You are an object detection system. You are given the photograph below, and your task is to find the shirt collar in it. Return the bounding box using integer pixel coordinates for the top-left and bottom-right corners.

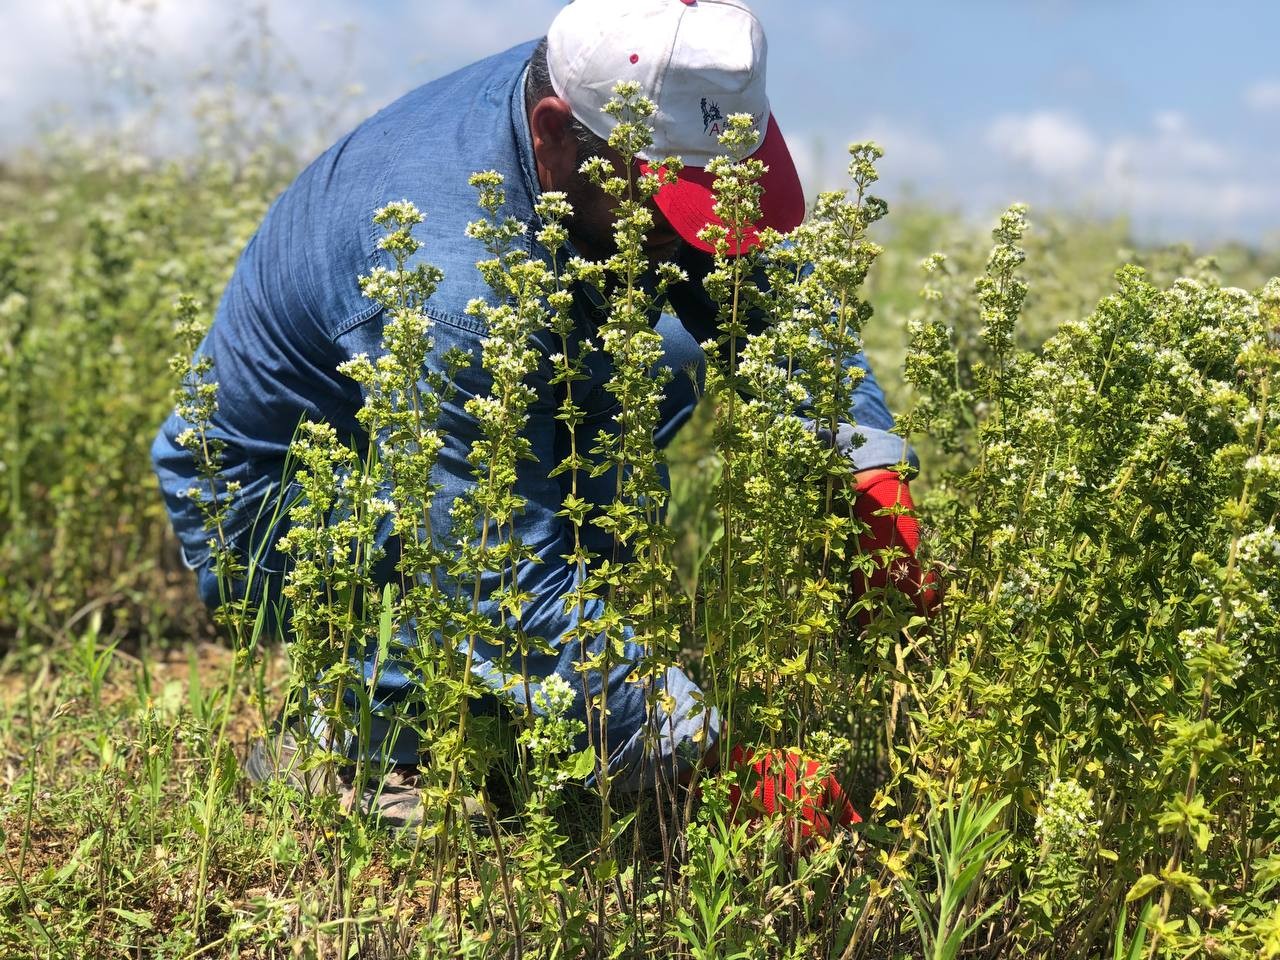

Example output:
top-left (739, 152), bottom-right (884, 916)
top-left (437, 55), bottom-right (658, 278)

top-left (511, 65), bottom-right (545, 226)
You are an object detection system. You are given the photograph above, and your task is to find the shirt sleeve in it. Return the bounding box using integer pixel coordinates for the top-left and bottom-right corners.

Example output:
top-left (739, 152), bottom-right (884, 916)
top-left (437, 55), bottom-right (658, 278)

top-left (804, 350), bottom-right (920, 475)
top-left (667, 245), bottom-right (919, 476)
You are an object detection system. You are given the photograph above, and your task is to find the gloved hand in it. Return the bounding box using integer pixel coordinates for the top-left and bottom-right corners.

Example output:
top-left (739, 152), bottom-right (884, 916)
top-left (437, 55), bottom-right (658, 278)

top-left (726, 744), bottom-right (860, 840)
top-left (851, 468), bottom-right (940, 617)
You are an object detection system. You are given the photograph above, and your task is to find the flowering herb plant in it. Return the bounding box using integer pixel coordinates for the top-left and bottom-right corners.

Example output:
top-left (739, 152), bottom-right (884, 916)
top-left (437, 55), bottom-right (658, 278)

top-left (206, 84), bottom-right (1277, 957)
top-left (2, 81), bottom-right (1277, 960)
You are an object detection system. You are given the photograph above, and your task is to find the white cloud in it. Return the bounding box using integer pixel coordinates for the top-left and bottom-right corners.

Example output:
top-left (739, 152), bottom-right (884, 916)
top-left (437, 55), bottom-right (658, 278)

top-left (859, 119), bottom-right (947, 177)
top-left (0, 5), bottom-right (76, 115)
top-left (786, 118), bottom-right (946, 198)
top-left (0, 1), bottom-right (247, 141)
top-left (981, 108), bottom-right (1277, 233)
top-left (1152, 110), bottom-right (1186, 136)
top-left (0, 0), bottom-right (557, 147)
top-left (1245, 80), bottom-right (1280, 112)
top-left (1108, 110), bottom-right (1229, 175)
top-left (394, 1), bottom-right (561, 71)
top-left (1096, 112), bottom-right (1241, 219)
top-left (985, 111), bottom-right (1098, 178)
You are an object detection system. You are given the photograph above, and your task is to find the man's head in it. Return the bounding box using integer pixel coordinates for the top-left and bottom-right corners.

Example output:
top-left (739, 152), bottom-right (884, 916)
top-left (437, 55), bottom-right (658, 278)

top-left (525, 0), bottom-right (804, 261)
top-left (525, 38), bottom-right (680, 262)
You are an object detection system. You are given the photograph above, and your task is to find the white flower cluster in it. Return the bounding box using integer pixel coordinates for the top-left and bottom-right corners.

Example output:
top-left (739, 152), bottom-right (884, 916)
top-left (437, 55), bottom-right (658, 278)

top-left (1237, 525), bottom-right (1280, 566)
top-left (533, 673), bottom-right (576, 718)
top-left (0, 292), bottom-right (28, 319)
top-left (1244, 454), bottom-right (1280, 483)
top-left (1179, 622), bottom-right (1252, 681)
top-left (359, 266), bottom-right (398, 304)
top-left (522, 674), bottom-right (586, 792)
top-left (983, 439), bottom-right (1031, 491)
top-left (998, 557), bottom-right (1052, 620)
top-left (1035, 778), bottom-right (1099, 854)
top-left (1178, 625), bottom-right (1214, 658)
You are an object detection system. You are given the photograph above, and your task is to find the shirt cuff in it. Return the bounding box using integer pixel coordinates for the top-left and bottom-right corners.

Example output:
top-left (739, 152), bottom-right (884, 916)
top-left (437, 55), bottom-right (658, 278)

top-left (604, 665), bottom-right (720, 793)
top-left (803, 419), bottom-right (920, 476)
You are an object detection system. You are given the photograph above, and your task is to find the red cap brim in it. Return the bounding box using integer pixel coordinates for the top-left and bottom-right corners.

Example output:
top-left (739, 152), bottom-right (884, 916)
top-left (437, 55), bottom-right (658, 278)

top-left (639, 114), bottom-right (805, 256)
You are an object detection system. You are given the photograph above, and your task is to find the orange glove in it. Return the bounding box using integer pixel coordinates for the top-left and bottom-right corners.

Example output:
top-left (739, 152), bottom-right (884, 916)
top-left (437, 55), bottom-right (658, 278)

top-left (726, 745), bottom-right (860, 840)
top-left (851, 469), bottom-right (940, 616)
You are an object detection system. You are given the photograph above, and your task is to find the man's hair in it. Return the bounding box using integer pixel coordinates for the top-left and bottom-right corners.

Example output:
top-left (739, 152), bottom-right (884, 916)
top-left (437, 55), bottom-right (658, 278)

top-left (525, 37), bottom-right (611, 163)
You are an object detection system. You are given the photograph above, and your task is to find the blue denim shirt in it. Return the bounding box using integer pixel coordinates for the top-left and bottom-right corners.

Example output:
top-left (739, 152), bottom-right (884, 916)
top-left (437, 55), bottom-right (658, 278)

top-left (152, 40), bottom-right (914, 786)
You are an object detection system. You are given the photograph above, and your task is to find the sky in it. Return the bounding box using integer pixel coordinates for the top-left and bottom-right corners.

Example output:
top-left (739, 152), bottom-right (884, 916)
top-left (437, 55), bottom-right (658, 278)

top-left (2, 0), bottom-right (1278, 246)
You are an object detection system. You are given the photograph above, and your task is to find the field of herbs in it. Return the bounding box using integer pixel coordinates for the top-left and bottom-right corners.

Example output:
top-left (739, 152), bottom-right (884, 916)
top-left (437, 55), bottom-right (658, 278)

top-left (2, 81), bottom-right (1280, 960)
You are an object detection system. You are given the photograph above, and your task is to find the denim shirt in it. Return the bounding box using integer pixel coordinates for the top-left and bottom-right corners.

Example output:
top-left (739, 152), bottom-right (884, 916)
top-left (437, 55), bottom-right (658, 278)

top-left (151, 40), bottom-right (914, 784)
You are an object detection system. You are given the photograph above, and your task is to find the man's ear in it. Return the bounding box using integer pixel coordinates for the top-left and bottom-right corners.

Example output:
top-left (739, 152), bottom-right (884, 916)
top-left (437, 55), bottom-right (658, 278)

top-left (529, 97), bottom-right (580, 191)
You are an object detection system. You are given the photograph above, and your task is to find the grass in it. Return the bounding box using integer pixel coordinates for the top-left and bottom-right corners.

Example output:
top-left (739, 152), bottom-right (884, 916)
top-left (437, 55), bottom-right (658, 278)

top-left (2, 636), bottom-right (281, 956)
top-left (0, 627), bottom-right (703, 958)
top-left (1, 630), bottom-right (485, 957)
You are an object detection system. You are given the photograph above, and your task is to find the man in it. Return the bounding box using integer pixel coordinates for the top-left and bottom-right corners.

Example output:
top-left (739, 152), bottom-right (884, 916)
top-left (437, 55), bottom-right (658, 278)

top-left (153, 0), bottom-right (931, 831)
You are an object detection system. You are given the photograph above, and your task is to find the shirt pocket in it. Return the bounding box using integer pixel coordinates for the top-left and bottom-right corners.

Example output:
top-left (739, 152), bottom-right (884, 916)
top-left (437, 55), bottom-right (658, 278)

top-left (577, 346), bottom-right (621, 424)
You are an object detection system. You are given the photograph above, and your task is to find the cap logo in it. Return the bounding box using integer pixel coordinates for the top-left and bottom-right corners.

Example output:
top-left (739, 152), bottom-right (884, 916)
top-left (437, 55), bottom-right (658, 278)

top-left (700, 97), bottom-right (725, 138)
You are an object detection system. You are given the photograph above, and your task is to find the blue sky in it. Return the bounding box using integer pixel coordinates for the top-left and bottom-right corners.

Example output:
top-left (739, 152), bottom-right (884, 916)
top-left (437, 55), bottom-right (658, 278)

top-left (3, 0), bottom-right (1277, 245)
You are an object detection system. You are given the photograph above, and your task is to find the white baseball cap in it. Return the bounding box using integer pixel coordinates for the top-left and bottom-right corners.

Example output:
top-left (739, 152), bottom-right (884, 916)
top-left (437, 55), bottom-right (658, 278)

top-left (546, 0), bottom-right (805, 254)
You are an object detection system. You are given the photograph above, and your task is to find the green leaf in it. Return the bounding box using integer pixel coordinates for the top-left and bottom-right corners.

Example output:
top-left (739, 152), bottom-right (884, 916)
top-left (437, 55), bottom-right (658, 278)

top-left (378, 582), bottom-right (397, 656)
top-left (899, 875), bottom-right (937, 960)
top-left (593, 856), bottom-right (617, 882)
top-left (779, 652), bottom-right (807, 676)
top-left (109, 907), bottom-right (154, 931)
top-left (1195, 822), bottom-right (1211, 852)
top-left (1125, 874), bottom-right (1161, 903)
top-left (1126, 904), bottom-right (1157, 960)
top-left (568, 747), bottom-right (597, 780)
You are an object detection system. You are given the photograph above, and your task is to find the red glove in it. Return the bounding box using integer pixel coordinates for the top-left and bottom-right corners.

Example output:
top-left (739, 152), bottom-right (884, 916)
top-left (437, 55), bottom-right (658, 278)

top-left (852, 469), bottom-right (939, 616)
top-left (726, 745), bottom-right (860, 840)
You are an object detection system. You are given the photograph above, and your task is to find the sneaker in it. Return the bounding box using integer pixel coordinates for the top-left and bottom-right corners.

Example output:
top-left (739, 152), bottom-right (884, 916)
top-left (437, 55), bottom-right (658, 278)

top-left (244, 720), bottom-right (343, 795)
top-left (245, 722), bottom-right (488, 835)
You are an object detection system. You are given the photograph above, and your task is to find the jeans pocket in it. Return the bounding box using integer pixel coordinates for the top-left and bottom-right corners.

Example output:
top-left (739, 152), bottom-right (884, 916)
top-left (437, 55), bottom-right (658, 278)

top-left (195, 479), bottom-right (300, 618)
